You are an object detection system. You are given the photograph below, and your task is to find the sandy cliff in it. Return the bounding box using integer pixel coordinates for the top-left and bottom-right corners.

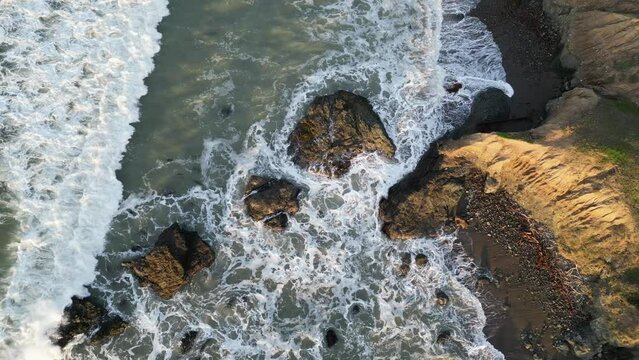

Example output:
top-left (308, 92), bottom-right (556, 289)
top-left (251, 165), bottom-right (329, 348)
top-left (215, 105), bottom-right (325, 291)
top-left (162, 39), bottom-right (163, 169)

top-left (543, 0), bottom-right (639, 104)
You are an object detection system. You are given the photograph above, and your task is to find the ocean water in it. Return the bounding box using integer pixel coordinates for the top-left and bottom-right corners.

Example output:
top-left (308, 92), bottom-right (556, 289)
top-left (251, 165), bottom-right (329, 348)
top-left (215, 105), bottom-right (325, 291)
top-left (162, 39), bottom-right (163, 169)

top-left (0, 0), bottom-right (512, 359)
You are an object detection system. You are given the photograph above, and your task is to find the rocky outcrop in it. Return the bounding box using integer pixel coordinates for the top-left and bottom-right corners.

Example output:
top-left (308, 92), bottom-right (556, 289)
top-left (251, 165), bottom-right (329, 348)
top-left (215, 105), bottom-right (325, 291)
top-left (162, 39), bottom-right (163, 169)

top-left (382, 85), bottom-right (639, 352)
top-left (244, 176), bottom-right (301, 230)
top-left (379, 147), bottom-right (465, 240)
top-left (463, 88), bottom-right (512, 133)
top-left (123, 224), bottom-right (215, 298)
top-left (543, 0), bottom-right (639, 104)
top-left (288, 91), bottom-right (396, 177)
top-left (54, 296), bottom-right (128, 348)
top-left (445, 88), bottom-right (639, 348)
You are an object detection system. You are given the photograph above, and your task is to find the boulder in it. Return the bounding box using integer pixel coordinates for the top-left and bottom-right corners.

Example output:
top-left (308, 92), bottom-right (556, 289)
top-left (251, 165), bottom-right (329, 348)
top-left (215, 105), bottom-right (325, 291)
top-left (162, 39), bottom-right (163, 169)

top-left (180, 330), bottom-right (199, 353)
top-left (379, 147), bottom-right (466, 240)
top-left (89, 316), bottom-right (128, 345)
top-left (415, 254), bottom-right (428, 267)
top-left (54, 296), bottom-right (128, 348)
top-left (445, 82), bottom-right (463, 94)
top-left (288, 90), bottom-right (396, 177)
top-left (123, 223), bottom-right (215, 298)
top-left (244, 176), bottom-right (301, 230)
top-left (325, 329), bottom-right (339, 348)
top-left (465, 88), bottom-right (511, 132)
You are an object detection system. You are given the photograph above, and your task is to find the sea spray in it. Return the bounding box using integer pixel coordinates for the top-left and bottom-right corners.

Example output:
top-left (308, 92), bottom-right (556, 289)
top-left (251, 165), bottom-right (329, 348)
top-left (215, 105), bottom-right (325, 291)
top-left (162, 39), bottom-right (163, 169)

top-left (0, 0), bottom-right (168, 357)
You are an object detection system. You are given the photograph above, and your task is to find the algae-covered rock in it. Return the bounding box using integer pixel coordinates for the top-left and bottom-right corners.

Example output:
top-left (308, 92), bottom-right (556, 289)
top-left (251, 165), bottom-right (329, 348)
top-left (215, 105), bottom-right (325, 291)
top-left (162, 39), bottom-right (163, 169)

top-left (288, 90), bottom-right (396, 177)
top-left (123, 223), bottom-right (215, 298)
top-left (244, 176), bottom-right (301, 230)
top-left (379, 147), bottom-right (466, 240)
top-left (54, 296), bottom-right (128, 348)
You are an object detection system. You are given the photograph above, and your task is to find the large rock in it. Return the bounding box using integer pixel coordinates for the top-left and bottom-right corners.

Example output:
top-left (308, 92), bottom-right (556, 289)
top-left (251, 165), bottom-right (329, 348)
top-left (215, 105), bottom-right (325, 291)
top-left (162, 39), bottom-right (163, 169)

top-left (379, 147), bottom-right (466, 240)
top-left (123, 224), bottom-right (215, 298)
top-left (244, 176), bottom-right (301, 230)
top-left (461, 88), bottom-right (512, 134)
top-left (54, 296), bottom-right (128, 348)
top-left (288, 90), bottom-right (396, 177)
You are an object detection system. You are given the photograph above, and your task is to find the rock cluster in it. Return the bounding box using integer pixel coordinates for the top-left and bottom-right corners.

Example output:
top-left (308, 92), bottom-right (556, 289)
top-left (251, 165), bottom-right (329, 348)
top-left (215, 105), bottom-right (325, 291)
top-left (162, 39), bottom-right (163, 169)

top-left (123, 223), bottom-right (215, 298)
top-left (54, 296), bottom-right (128, 348)
top-left (244, 176), bottom-right (301, 230)
top-left (288, 90), bottom-right (396, 177)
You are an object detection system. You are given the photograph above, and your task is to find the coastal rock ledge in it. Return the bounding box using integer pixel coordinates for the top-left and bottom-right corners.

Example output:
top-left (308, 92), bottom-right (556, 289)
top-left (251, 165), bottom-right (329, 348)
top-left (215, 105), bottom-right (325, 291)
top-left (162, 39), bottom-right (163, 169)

top-left (379, 87), bottom-right (639, 356)
top-left (123, 223), bottom-right (215, 298)
top-left (288, 90), bottom-right (396, 177)
top-left (244, 175), bottom-right (301, 230)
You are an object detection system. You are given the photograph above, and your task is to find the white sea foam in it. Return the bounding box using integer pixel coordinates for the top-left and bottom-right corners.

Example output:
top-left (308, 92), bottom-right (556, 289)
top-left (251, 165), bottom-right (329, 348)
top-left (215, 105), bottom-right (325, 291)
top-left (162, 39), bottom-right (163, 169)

top-left (0, 0), bottom-right (168, 358)
top-left (66, 0), bottom-right (511, 359)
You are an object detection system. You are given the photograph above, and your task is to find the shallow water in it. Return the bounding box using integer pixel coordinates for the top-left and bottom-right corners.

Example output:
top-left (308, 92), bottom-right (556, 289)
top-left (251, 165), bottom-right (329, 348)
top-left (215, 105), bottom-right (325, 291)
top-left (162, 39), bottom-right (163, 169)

top-left (0, 0), bottom-right (512, 358)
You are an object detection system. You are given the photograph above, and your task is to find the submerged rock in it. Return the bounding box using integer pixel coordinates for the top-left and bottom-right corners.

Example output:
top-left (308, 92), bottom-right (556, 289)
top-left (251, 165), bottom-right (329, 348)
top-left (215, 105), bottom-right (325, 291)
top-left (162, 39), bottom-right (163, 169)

top-left (288, 90), bottom-right (396, 177)
top-left (445, 82), bottom-right (463, 94)
top-left (89, 316), bottom-right (128, 345)
top-left (437, 330), bottom-right (452, 344)
top-left (180, 330), bottom-right (199, 353)
top-left (325, 329), bottom-right (339, 348)
top-left (244, 176), bottom-right (301, 230)
top-left (122, 223), bottom-right (215, 298)
top-left (465, 87), bottom-right (511, 133)
top-left (435, 289), bottom-right (450, 306)
top-left (54, 296), bottom-right (128, 348)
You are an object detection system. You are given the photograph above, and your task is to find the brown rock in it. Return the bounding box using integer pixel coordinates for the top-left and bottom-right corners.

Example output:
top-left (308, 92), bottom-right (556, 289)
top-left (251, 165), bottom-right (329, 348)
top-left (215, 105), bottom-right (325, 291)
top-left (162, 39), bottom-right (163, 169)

top-left (288, 90), bottom-right (396, 177)
top-left (123, 223), bottom-right (215, 298)
top-left (54, 296), bottom-right (128, 348)
top-left (89, 316), bottom-right (128, 345)
top-left (379, 147), bottom-right (466, 240)
top-left (415, 254), bottom-right (428, 267)
top-left (445, 82), bottom-right (463, 94)
top-left (244, 176), bottom-right (301, 229)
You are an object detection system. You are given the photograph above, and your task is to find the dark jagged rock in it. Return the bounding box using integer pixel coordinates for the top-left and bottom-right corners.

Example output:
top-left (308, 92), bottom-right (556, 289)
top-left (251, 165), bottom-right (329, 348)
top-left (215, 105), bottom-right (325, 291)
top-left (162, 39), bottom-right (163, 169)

top-left (398, 252), bottom-right (412, 276)
top-left (398, 263), bottom-right (410, 277)
top-left (180, 330), bottom-right (199, 353)
top-left (288, 90), bottom-right (396, 177)
top-left (89, 316), bottom-right (128, 344)
top-left (454, 87), bottom-right (512, 136)
top-left (445, 82), bottom-right (463, 94)
top-left (244, 176), bottom-right (301, 230)
top-left (350, 304), bottom-right (361, 316)
top-left (263, 212), bottom-right (289, 229)
top-left (594, 344), bottom-right (636, 360)
top-left (55, 296), bottom-right (104, 347)
top-left (437, 330), bottom-right (452, 344)
top-left (379, 146), bottom-right (466, 240)
top-left (54, 296), bottom-right (128, 348)
top-left (401, 252), bottom-right (412, 265)
top-left (325, 329), bottom-right (338, 348)
top-left (122, 223), bottom-right (215, 298)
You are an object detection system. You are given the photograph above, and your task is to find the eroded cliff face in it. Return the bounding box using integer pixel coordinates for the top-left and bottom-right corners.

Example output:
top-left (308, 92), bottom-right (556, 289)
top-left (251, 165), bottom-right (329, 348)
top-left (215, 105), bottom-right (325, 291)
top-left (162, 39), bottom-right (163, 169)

top-left (440, 87), bottom-right (639, 347)
top-left (543, 0), bottom-right (639, 104)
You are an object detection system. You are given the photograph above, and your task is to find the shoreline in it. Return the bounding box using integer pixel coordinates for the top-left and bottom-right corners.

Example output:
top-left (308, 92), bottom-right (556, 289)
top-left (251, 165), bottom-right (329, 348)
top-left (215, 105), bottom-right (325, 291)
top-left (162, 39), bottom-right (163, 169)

top-left (466, 1), bottom-right (575, 357)
top-left (459, 0), bottom-right (639, 357)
